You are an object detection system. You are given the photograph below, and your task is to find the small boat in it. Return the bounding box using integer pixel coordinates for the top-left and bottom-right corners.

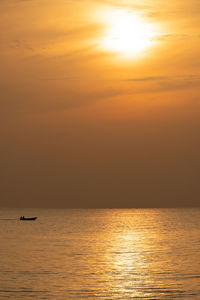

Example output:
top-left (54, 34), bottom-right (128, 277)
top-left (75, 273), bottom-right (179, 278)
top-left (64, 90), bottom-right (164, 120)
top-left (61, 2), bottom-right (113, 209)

top-left (20, 216), bottom-right (37, 221)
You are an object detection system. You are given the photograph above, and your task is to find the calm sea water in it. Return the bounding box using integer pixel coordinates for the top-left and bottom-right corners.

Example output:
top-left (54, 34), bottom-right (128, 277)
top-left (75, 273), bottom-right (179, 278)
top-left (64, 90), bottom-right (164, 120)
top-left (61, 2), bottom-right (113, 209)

top-left (0, 208), bottom-right (200, 299)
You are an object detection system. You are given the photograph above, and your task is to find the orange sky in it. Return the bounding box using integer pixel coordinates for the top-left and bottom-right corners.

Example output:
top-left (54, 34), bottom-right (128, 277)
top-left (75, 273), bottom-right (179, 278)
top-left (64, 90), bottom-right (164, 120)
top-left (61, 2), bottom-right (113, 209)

top-left (1, 0), bottom-right (200, 207)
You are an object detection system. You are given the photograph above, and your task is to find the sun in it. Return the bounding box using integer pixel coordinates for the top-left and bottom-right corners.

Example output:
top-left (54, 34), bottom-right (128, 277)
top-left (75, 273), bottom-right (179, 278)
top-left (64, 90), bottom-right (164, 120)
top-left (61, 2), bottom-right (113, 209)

top-left (102, 10), bottom-right (157, 58)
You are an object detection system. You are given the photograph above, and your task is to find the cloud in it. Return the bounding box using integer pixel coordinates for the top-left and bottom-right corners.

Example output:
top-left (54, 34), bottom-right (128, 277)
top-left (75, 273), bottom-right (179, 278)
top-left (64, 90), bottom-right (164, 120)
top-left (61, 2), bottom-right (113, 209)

top-left (0, 20), bottom-right (104, 56)
top-left (9, 39), bottom-right (34, 51)
top-left (0, 80), bottom-right (125, 114)
top-left (1, 73), bottom-right (200, 116)
top-left (0, 0), bottom-right (39, 8)
top-left (126, 74), bottom-right (200, 93)
top-left (127, 76), bottom-right (169, 82)
top-left (127, 74), bottom-right (200, 82)
top-left (153, 34), bottom-right (191, 42)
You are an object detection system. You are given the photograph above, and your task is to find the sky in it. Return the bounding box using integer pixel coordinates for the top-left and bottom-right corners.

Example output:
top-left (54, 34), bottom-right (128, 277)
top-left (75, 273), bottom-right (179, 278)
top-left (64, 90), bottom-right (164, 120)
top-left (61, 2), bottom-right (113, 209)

top-left (1, 0), bottom-right (200, 208)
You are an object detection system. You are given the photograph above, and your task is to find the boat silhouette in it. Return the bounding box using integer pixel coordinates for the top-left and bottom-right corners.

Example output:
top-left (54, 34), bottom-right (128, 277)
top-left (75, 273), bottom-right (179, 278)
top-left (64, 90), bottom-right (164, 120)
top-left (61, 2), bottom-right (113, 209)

top-left (20, 216), bottom-right (37, 221)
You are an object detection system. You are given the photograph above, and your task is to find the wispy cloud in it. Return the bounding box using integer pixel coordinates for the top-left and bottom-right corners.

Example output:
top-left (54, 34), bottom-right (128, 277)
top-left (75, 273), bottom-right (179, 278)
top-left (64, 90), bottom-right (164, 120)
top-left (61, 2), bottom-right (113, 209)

top-left (153, 34), bottom-right (191, 42)
top-left (127, 74), bottom-right (200, 82)
top-left (125, 74), bottom-right (200, 93)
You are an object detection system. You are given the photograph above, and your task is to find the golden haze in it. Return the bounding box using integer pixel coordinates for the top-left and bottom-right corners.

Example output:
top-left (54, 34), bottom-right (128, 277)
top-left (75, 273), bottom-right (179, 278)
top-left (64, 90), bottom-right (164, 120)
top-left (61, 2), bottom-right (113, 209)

top-left (0, 0), bottom-right (200, 207)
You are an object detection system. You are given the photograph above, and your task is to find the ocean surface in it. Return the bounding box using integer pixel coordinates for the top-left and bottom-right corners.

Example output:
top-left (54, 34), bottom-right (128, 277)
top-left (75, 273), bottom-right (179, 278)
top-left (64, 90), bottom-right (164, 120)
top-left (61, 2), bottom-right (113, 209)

top-left (0, 208), bottom-right (200, 299)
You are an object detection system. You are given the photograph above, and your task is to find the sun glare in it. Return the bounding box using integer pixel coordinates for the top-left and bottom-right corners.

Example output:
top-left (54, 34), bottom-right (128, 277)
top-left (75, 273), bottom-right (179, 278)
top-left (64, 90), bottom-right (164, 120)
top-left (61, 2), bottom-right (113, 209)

top-left (102, 10), bottom-right (157, 58)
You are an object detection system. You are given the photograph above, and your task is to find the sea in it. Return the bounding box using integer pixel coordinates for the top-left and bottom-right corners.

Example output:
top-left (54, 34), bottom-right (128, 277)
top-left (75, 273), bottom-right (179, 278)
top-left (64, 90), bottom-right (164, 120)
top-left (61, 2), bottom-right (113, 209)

top-left (0, 208), bottom-right (200, 299)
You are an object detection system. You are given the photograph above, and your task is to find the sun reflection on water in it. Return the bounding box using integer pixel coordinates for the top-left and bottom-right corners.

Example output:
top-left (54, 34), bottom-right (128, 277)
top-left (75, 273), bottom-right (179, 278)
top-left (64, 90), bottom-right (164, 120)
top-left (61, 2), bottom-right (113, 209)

top-left (104, 228), bottom-right (153, 297)
top-left (99, 209), bottom-right (190, 298)
top-left (1, 209), bottom-right (200, 299)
